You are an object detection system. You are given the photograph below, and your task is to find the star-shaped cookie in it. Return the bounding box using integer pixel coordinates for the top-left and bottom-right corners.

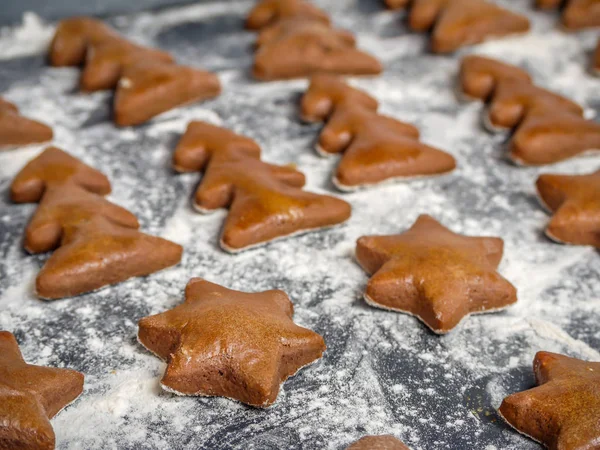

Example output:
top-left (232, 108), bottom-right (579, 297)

top-left (536, 0), bottom-right (600, 29)
top-left (246, 0), bottom-right (330, 30)
top-left (10, 147), bottom-right (111, 203)
top-left (355, 215), bottom-right (517, 334)
top-left (499, 351), bottom-right (600, 449)
top-left (346, 435), bottom-right (410, 449)
top-left (0, 331), bottom-right (84, 450)
top-left (114, 61), bottom-right (221, 126)
top-left (173, 121), bottom-right (351, 252)
top-left (301, 76), bottom-right (456, 190)
top-left (138, 278), bottom-right (326, 407)
top-left (536, 169), bottom-right (600, 248)
top-left (253, 19), bottom-right (382, 80)
top-left (407, 0), bottom-right (530, 53)
top-left (0, 98), bottom-right (53, 150)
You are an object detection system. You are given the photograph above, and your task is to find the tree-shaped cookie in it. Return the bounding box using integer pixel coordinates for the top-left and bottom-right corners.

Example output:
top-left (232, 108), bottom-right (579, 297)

top-left (12, 148), bottom-right (183, 299)
top-left (114, 61), bottom-right (221, 127)
top-left (535, 0), bottom-right (600, 30)
top-left (0, 331), bottom-right (84, 449)
top-left (385, 0), bottom-right (530, 53)
top-left (301, 75), bottom-right (456, 190)
top-left (536, 169), bottom-right (600, 248)
top-left (0, 98), bottom-right (53, 149)
top-left (138, 278), bottom-right (326, 407)
top-left (80, 38), bottom-right (174, 92)
top-left (173, 121), bottom-right (351, 252)
top-left (355, 215), bottom-right (517, 334)
top-left (459, 55), bottom-right (600, 165)
top-left (499, 351), bottom-right (600, 449)
top-left (49, 17), bottom-right (119, 67)
top-left (253, 19), bottom-right (382, 80)
top-left (246, 0), bottom-right (330, 30)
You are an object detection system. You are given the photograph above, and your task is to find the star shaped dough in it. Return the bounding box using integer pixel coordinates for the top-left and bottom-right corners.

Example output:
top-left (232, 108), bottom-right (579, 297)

top-left (499, 351), bottom-right (600, 449)
top-left (536, 169), bottom-right (600, 248)
top-left (0, 331), bottom-right (84, 450)
top-left (355, 215), bottom-right (517, 334)
top-left (246, 0), bottom-right (330, 30)
top-left (173, 121), bottom-right (351, 252)
top-left (138, 278), bottom-right (326, 407)
top-left (536, 0), bottom-right (600, 29)
top-left (10, 147), bottom-right (111, 203)
top-left (0, 98), bottom-right (53, 150)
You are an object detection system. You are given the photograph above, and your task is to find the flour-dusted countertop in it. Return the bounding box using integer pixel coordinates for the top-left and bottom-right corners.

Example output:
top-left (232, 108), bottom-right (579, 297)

top-left (0, 1), bottom-right (599, 449)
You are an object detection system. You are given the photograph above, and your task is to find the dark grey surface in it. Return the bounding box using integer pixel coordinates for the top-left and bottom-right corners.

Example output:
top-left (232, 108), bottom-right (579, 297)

top-left (0, 0), bottom-right (599, 449)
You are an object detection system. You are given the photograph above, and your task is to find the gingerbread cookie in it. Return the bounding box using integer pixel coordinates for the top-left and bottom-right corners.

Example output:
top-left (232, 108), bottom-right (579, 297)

top-left (383, 0), bottom-right (411, 10)
top-left (459, 55), bottom-right (599, 165)
top-left (355, 215), bottom-right (517, 334)
top-left (80, 38), bottom-right (174, 92)
top-left (114, 61), bottom-right (221, 127)
top-left (499, 351), bottom-right (600, 449)
top-left (0, 331), bottom-right (84, 450)
top-left (536, 0), bottom-right (600, 30)
top-left (253, 19), bottom-right (382, 80)
top-left (173, 121), bottom-right (351, 252)
top-left (138, 278), bottom-right (326, 407)
top-left (346, 435), bottom-right (410, 449)
top-left (388, 0), bottom-right (530, 53)
top-left (37, 215), bottom-right (183, 300)
top-left (301, 76), bottom-right (456, 190)
top-left (10, 147), bottom-right (111, 203)
top-left (12, 149), bottom-right (183, 299)
top-left (0, 98), bottom-right (53, 149)
top-left (246, 0), bottom-right (330, 30)
top-left (536, 169), bottom-right (600, 248)
top-left (49, 17), bottom-right (119, 67)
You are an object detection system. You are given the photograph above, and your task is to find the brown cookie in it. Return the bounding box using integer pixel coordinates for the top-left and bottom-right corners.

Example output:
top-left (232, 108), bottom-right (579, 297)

top-left (246, 0), bottom-right (330, 30)
top-left (355, 214), bottom-right (517, 334)
top-left (459, 55), bottom-right (599, 165)
top-left (173, 121), bottom-right (351, 252)
top-left (253, 19), bottom-right (382, 80)
top-left (347, 435), bottom-right (410, 450)
top-left (0, 98), bottom-right (53, 149)
top-left (458, 55), bottom-right (532, 101)
top-left (510, 109), bottom-right (600, 165)
top-left (24, 183), bottom-right (139, 254)
top-left (0, 331), bottom-right (84, 450)
top-left (301, 76), bottom-right (456, 190)
top-left (114, 61), bottom-right (221, 127)
top-left (536, 0), bottom-right (600, 30)
top-left (383, 0), bottom-right (411, 9)
top-left (36, 215), bottom-right (182, 300)
top-left (49, 17), bottom-right (119, 67)
top-left (300, 74), bottom-right (378, 123)
top-left (536, 169), bottom-right (600, 247)
top-left (10, 147), bottom-right (111, 203)
top-left (80, 38), bottom-right (174, 92)
top-left (407, 0), bottom-right (530, 53)
top-left (499, 351), bottom-right (600, 449)
top-left (138, 278), bottom-right (326, 407)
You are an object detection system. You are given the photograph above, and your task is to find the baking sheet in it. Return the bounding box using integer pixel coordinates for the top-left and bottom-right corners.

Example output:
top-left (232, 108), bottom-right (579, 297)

top-left (0, 1), bottom-right (599, 449)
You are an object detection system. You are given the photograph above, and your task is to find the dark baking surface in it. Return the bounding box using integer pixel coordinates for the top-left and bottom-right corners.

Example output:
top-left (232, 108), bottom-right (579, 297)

top-left (0, 1), bottom-right (599, 449)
